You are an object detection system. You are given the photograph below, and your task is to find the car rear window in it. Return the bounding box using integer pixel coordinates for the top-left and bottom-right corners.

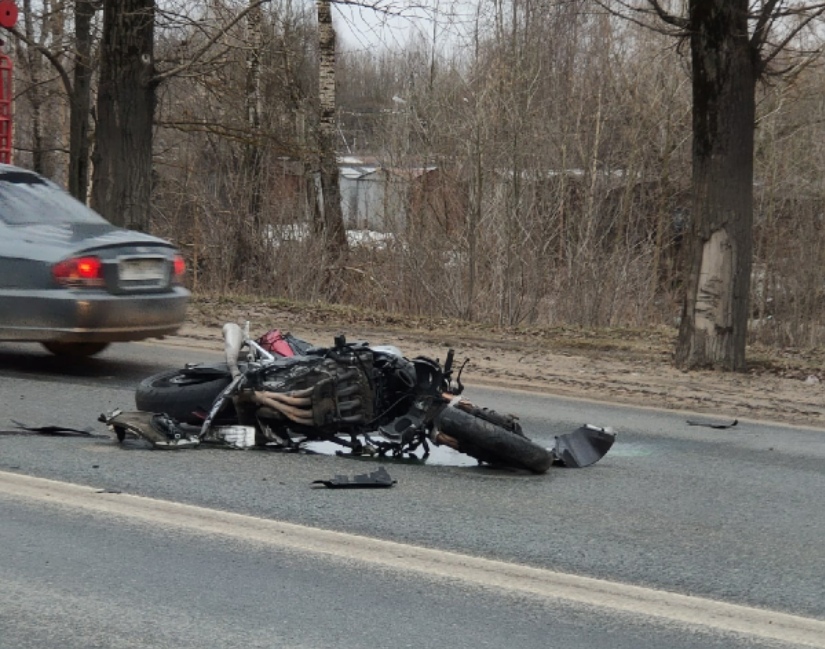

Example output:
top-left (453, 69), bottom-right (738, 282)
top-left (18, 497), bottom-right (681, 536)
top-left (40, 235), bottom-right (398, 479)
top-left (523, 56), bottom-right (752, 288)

top-left (0, 170), bottom-right (108, 225)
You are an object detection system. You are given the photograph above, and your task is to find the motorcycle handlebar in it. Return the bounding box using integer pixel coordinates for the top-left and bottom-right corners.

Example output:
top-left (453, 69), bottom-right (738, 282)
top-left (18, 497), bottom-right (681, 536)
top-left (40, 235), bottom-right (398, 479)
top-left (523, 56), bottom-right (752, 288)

top-left (444, 349), bottom-right (454, 375)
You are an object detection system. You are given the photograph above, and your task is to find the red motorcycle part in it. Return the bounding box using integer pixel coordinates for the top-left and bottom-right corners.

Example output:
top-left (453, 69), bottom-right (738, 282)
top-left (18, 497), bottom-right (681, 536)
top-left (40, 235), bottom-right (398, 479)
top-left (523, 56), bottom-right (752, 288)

top-left (257, 329), bottom-right (296, 357)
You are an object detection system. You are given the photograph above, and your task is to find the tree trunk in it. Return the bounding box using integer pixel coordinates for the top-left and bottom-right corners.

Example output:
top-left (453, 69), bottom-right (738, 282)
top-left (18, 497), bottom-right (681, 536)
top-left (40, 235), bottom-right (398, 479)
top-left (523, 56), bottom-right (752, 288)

top-left (20, 0), bottom-right (46, 174)
top-left (91, 0), bottom-right (156, 231)
top-left (231, 0), bottom-right (265, 284)
top-left (316, 0), bottom-right (348, 266)
top-left (244, 0), bottom-right (263, 219)
top-left (68, 0), bottom-right (96, 202)
top-left (676, 0), bottom-right (755, 371)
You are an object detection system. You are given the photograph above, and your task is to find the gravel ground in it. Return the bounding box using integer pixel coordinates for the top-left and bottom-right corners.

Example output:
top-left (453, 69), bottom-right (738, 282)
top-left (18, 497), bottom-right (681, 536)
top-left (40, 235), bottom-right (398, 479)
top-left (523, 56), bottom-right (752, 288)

top-left (159, 297), bottom-right (825, 429)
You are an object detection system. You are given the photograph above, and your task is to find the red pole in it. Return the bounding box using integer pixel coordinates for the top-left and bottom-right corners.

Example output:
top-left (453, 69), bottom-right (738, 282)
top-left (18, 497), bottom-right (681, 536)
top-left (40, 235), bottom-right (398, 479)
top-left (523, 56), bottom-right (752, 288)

top-left (0, 53), bottom-right (12, 164)
top-left (0, 0), bottom-right (18, 165)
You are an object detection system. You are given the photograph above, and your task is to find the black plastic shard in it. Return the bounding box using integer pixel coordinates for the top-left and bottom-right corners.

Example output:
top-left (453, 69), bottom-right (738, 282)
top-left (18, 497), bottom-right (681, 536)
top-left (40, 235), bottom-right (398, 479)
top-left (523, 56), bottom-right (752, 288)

top-left (312, 466), bottom-right (396, 489)
top-left (3, 420), bottom-right (106, 437)
top-left (553, 425), bottom-right (616, 468)
top-left (686, 419), bottom-right (738, 429)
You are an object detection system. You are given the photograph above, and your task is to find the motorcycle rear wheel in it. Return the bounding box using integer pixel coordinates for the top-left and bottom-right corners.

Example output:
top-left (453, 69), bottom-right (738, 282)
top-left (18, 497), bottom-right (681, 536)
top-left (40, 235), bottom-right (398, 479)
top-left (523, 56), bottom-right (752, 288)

top-left (135, 368), bottom-right (231, 423)
top-left (437, 406), bottom-right (553, 474)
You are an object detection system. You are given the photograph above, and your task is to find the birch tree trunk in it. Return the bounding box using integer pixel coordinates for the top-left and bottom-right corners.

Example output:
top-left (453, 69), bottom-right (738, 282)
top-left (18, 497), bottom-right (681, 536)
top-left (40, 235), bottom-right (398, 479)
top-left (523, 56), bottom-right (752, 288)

top-left (315, 0), bottom-right (348, 264)
top-left (244, 0), bottom-right (263, 219)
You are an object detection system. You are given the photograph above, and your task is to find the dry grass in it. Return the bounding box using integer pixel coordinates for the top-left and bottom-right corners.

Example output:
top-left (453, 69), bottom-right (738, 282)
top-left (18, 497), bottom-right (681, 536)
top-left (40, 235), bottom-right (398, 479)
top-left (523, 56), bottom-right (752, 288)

top-left (186, 293), bottom-right (825, 379)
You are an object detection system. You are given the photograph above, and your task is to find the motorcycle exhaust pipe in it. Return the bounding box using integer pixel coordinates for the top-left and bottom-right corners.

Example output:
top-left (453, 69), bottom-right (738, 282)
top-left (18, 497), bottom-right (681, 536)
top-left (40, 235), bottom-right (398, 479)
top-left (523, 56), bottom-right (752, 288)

top-left (255, 390), bottom-right (313, 407)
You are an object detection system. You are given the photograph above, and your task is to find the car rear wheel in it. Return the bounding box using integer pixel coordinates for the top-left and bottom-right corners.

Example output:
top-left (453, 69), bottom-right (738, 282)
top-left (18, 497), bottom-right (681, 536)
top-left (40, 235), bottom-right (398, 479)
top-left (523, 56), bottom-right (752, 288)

top-left (42, 342), bottom-right (110, 357)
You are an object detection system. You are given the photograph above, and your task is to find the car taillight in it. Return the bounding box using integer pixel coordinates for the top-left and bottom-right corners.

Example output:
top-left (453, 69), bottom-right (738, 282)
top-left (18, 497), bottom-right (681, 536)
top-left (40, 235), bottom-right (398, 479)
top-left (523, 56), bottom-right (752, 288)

top-left (52, 256), bottom-right (104, 287)
top-left (172, 254), bottom-right (186, 282)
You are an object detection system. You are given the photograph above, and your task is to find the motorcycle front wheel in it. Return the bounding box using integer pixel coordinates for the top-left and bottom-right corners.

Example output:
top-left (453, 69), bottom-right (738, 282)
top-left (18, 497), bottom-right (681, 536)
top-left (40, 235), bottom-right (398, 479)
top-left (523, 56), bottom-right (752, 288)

top-left (436, 406), bottom-right (553, 474)
top-left (135, 368), bottom-right (232, 423)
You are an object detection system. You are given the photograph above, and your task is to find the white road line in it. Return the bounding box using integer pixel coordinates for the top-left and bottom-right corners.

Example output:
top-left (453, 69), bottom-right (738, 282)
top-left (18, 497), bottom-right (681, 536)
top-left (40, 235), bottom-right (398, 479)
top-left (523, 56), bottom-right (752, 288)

top-left (3, 470), bottom-right (823, 647)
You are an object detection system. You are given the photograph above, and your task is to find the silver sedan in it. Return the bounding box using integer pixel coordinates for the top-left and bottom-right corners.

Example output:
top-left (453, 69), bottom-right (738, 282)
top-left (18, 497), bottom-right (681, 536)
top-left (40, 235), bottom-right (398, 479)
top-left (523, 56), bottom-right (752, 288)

top-left (0, 164), bottom-right (189, 357)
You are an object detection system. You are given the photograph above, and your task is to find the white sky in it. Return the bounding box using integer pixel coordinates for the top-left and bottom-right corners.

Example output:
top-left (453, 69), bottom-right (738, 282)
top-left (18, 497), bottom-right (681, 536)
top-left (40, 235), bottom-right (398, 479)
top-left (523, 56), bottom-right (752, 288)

top-left (332, 0), bottom-right (477, 53)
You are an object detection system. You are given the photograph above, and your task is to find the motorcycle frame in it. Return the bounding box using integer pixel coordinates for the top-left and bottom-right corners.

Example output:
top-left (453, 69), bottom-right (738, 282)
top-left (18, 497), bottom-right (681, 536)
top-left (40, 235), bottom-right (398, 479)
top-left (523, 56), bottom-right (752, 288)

top-left (198, 323), bottom-right (462, 459)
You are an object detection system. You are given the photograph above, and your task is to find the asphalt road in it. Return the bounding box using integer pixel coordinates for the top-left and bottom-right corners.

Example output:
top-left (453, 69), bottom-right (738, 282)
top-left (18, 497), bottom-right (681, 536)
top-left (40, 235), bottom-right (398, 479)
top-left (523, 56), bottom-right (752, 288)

top-left (1, 340), bottom-right (824, 648)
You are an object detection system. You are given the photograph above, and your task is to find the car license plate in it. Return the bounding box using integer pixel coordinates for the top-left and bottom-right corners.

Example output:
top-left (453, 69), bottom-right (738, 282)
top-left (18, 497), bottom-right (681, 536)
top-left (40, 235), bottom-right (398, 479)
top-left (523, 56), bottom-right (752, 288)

top-left (119, 258), bottom-right (166, 282)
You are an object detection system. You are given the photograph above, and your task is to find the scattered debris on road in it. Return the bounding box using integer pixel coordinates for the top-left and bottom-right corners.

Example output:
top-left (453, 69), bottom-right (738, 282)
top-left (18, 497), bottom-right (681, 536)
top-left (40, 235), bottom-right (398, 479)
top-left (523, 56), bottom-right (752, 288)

top-left (2, 420), bottom-right (106, 437)
top-left (312, 466), bottom-right (396, 489)
top-left (686, 419), bottom-right (739, 429)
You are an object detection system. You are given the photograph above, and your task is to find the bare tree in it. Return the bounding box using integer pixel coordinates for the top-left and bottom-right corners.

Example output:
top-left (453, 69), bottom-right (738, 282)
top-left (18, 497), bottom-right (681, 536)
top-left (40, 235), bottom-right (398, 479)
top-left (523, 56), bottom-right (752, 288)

top-left (3, 1), bottom-right (98, 199)
top-left (315, 0), bottom-right (348, 283)
top-left (69, 0), bottom-right (98, 201)
top-left (603, 0), bottom-right (825, 370)
top-left (10, 0), bottom-right (825, 352)
top-left (91, 0), bottom-right (156, 230)
top-left (91, 0), bottom-right (279, 230)
top-left (13, 0), bottom-right (67, 176)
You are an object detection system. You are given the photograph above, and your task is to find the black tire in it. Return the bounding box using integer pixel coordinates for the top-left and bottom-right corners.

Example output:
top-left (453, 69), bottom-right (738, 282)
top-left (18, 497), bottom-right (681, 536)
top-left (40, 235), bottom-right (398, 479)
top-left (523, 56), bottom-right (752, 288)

top-left (437, 406), bottom-right (553, 474)
top-left (135, 368), bottom-right (231, 423)
top-left (458, 403), bottom-right (526, 437)
top-left (42, 342), bottom-right (110, 357)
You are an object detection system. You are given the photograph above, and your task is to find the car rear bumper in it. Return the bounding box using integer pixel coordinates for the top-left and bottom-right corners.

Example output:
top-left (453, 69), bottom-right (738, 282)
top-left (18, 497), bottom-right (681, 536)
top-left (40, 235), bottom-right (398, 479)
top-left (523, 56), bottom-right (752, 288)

top-left (0, 287), bottom-right (190, 343)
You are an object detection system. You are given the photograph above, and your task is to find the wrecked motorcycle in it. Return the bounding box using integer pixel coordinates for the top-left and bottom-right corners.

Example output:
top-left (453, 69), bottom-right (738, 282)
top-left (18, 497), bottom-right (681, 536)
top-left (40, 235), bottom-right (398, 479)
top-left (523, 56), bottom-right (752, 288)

top-left (107, 324), bottom-right (615, 473)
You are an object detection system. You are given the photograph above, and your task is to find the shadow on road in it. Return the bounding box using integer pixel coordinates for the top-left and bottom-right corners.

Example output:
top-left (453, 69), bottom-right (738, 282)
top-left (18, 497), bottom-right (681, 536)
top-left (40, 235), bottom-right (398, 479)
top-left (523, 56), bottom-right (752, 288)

top-left (0, 342), bottom-right (169, 383)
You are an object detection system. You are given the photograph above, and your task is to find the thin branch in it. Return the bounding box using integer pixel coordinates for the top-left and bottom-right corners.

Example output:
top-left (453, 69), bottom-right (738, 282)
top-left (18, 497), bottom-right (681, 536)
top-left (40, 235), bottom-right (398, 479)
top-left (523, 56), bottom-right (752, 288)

top-left (152, 0), bottom-right (273, 84)
top-left (760, 5), bottom-right (825, 71)
top-left (2, 25), bottom-right (73, 97)
top-left (750, 0), bottom-right (782, 53)
top-left (331, 0), bottom-right (433, 18)
top-left (592, 0), bottom-right (688, 36)
top-left (646, 0), bottom-right (689, 29)
top-left (763, 0), bottom-right (825, 16)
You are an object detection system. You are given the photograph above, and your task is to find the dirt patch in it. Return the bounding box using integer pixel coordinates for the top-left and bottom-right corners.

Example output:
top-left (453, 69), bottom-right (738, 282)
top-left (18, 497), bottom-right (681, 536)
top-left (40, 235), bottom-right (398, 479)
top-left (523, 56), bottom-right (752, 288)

top-left (160, 297), bottom-right (825, 428)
